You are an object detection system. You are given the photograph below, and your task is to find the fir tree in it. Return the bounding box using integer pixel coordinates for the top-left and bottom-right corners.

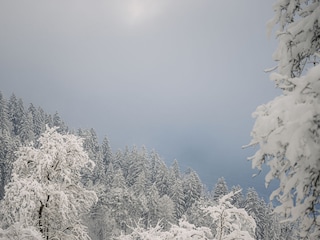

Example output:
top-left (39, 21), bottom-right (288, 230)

top-left (248, 1), bottom-right (320, 237)
top-left (212, 177), bottom-right (228, 203)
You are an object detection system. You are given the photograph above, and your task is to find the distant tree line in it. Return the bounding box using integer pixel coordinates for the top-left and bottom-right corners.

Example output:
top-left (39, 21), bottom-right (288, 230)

top-left (0, 92), bottom-right (300, 239)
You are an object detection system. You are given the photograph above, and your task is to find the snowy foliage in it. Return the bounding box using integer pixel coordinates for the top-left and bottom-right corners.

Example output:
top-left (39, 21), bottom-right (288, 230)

top-left (0, 92), bottom-right (296, 239)
top-left (0, 223), bottom-right (42, 240)
top-left (120, 191), bottom-right (255, 240)
top-left (118, 218), bottom-right (212, 240)
top-left (267, 0), bottom-right (320, 80)
top-left (0, 127), bottom-right (97, 239)
top-left (203, 190), bottom-right (256, 240)
top-left (212, 177), bottom-right (228, 203)
top-left (248, 0), bottom-right (320, 238)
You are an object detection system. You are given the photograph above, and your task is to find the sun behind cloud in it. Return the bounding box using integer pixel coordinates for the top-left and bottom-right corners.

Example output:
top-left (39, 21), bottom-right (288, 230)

top-left (124, 0), bottom-right (165, 26)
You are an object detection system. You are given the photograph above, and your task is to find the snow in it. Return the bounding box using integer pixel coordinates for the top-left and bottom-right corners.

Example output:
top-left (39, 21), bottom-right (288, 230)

top-left (0, 223), bottom-right (43, 240)
top-left (118, 218), bottom-right (213, 240)
top-left (0, 127), bottom-right (97, 240)
top-left (248, 0), bottom-right (320, 237)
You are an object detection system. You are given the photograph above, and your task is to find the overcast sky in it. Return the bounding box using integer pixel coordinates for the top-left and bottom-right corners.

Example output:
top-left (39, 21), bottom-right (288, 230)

top-left (1, 0), bottom-right (279, 197)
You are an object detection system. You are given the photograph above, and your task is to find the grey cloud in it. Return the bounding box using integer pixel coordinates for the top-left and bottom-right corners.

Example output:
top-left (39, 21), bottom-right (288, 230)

top-left (1, 0), bottom-right (278, 194)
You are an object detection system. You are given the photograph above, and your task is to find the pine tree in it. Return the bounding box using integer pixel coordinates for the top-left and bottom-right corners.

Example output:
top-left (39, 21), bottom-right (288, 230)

top-left (264, 203), bottom-right (282, 240)
top-left (244, 188), bottom-right (267, 240)
top-left (171, 159), bottom-right (181, 180)
top-left (101, 136), bottom-right (113, 170)
top-left (100, 169), bottom-right (135, 237)
top-left (126, 146), bottom-right (148, 187)
top-left (78, 128), bottom-right (104, 185)
top-left (157, 194), bottom-right (175, 230)
top-left (0, 131), bottom-right (18, 200)
top-left (28, 105), bottom-right (46, 138)
top-left (0, 92), bottom-right (12, 134)
top-left (247, 1), bottom-right (320, 237)
top-left (19, 110), bottom-right (35, 144)
top-left (203, 190), bottom-right (256, 240)
top-left (44, 113), bottom-right (53, 128)
top-left (7, 94), bottom-right (24, 136)
top-left (212, 177), bottom-right (228, 203)
top-left (182, 169), bottom-right (202, 210)
top-left (185, 197), bottom-right (214, 232)
top-left (170, 179), bottom-right (186, 220)
top-left (148, 150), bottom-right (170, 196)
top-left (145, 184), bottom-right (161, 228)
top-left (230, 185), bottom-right (244, 208)
top-left (53, 111), bottom-right (67, 133)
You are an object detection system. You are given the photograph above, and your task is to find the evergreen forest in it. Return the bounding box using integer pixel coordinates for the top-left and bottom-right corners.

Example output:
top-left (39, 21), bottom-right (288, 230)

top-left (0, 92), bottom-right (298, 239)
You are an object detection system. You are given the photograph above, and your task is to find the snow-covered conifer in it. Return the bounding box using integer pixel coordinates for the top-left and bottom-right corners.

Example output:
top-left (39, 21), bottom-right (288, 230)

top-left (19, 110), bottom-right (35, 144)
top-left (230, 185), bottom-right (244, 208)
top-left (170, 179), bottom-right (186, 219)
top-left (7, 94), bottom-right (24, 136)
top-left (0, 131), bottom-right (18, 200)
top-left (183, 169), bottom-right (202, 209)
top-left (248, 1), bottom-right (320, 238)
top-left (52, 112), bottom-right (67, 133)
top-left (212, 177), bottom-right (228, 203)
top-left (0, 92), bottom-right (12, 134)
top-left (203, 190), bottom-right (256, 240)
top-left (101, 136), bottom-right (113, 170)
top-left (244, 188), bottom-right (268, 240)
top-left (126, 146), bottom-right (148, 187)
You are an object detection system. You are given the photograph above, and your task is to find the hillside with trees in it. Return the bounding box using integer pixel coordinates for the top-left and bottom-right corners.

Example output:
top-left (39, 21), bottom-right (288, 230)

top-left (0, 92), bottom-right (298, 239)
top-left (0, 0), bottom-right (319, 239)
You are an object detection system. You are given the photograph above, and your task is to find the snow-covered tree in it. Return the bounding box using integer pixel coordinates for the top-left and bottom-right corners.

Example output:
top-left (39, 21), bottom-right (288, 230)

top-left (78, 128), bottom-right (105, 185)
top-left (229, 185), bottom-right (244, 208)
top-left (203, 190), bottom-right (256, 240)
top-left (44, 113), bottom-right (53, 128)
top-left (118, 218), bottom-right (212, 240)
top-left (99, 169), bottom-right (136, 237)
top-left (155, 194), bottom-right (175, 230)
top-left (101, 136), bottom-right (113, 173)
top-left (185, 197), bottom-right (214, 233)
top-left (0, 127), bottom-right (97, 240)
top-left (7, 94), bottom-right (24, 136)
top-left (244, 188), bottom-right (268, 240)
top-left (52, 112), bottom-right (67, 133)
top-left (0, 223), bottom-right (43, 240)
top-left (148, 150), bottom-right (171, 197)
top-left (170, 159), bottom-right (181, 180)
top-left (183, 169), bottom-right (203, 210)
top-left (126, 146), bottom-right (148, 188)
top-left (212, 177), bottom-right (228, 203)
top-left (264, 204), bottom-right (282, 240)
top-left (28, 105), bottom-right (46, 139)
top-left (145, 184), bottom-right (161, 228)
top-left (19, 110), bottom-right (35, 144)
top-left (247, 1), bottom-right (320, 238)
top-left (170, 179), bottom-right (186, 219)
top-left (0, 92), bottom-right (12, 134)
top-left (0, 131), bottom-right (18, 200)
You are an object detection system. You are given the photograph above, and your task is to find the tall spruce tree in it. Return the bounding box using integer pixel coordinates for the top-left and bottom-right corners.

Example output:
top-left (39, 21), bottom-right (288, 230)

top-left (212, 177), bottom-right (228, 203)
top-left (0, 92), bottom-right (12, 134)
top-left (247, 1), bottom-right (320, 238)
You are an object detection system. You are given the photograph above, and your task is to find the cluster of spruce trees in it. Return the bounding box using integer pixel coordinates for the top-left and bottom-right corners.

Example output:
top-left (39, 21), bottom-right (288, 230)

top-left (0, 92), bottom-right (298, 239)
